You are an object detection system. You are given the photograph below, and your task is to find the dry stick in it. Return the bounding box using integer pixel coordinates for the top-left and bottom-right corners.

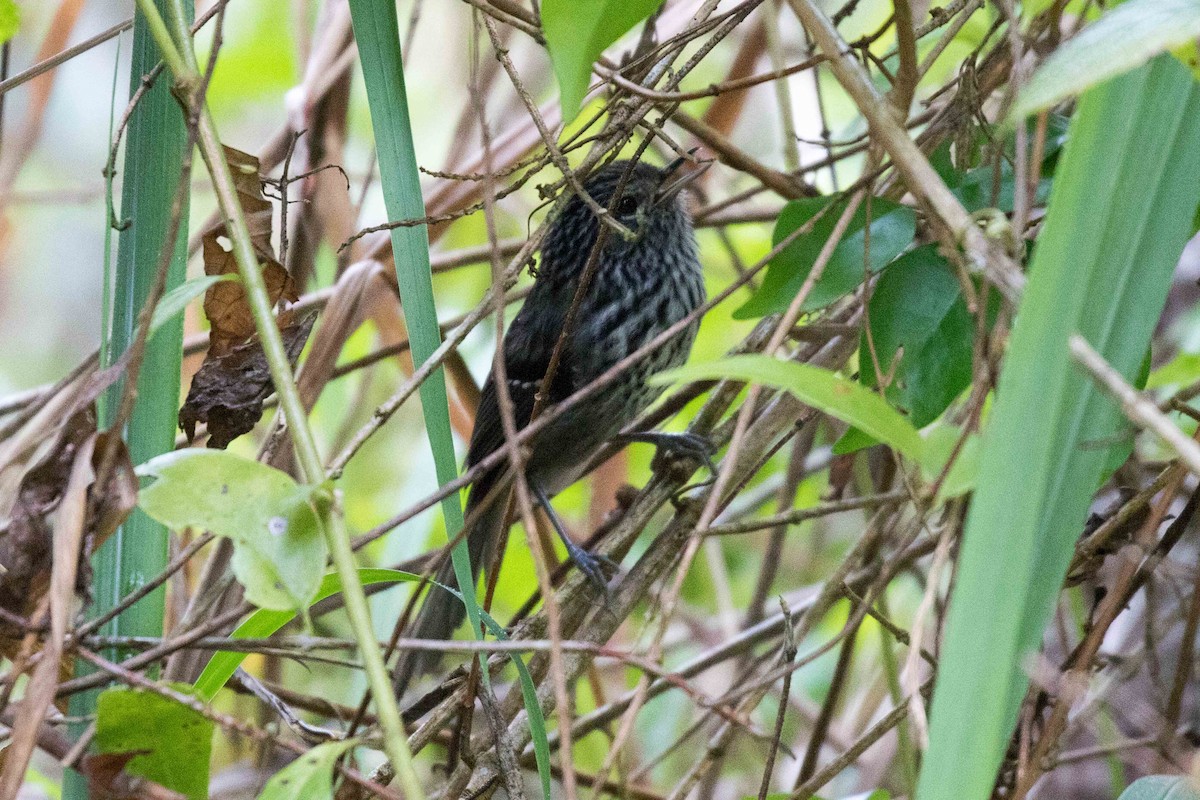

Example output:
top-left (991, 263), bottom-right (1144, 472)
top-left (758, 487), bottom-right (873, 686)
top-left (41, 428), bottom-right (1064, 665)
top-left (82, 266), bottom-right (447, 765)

top-left (888, 0), bottom-right (920, 113)
top-left (757, 603), bottom-right (799, 800)
top-left (665, 500), bottom-right (895, 800)
top-left (1163, 551), bottom-right (1200, 738)
top-left (474, 19), bottom-right (572, 796)
top-left (898, 504), bottom-right (958, 748)
top-left (1070, 335), bottom-right (1200, 476)
top-left (795, 605), bottom-right (860, 785)
top-left (1013, 480), bottom-right (1200, 798)
top-left (789, 689), bottom-right (924, 800)
top-left (785, 0), bottom-right (1024, 304)
top-left (0, 440), bottom-right (91, 800)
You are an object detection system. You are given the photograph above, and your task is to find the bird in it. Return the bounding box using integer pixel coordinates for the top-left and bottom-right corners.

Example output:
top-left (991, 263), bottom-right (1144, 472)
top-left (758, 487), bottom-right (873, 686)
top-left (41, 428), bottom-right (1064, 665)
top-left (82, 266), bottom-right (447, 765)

top-left (394, 157), bottom-right (709, 692)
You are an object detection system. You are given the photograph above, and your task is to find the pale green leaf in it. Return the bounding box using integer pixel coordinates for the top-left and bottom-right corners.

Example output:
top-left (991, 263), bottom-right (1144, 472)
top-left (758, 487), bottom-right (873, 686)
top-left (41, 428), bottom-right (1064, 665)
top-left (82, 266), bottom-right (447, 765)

top-left (1117, 776), bottom-right (1200, 800)
top-left (1012, 0), bottom-right (1200, 120)
top-left (149, 274), bottom-right (238, 339)
top-left (137, 450), bottom-right (325, 611)
top-left (654, 355), bottom-right (923, 460)
top-left (257, 738), bottom-right (358, 800)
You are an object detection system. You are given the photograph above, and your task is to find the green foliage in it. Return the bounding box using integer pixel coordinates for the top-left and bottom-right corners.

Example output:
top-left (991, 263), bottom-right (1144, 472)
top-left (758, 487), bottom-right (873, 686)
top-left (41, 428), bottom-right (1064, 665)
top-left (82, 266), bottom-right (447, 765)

top-left (862, 246), bottom-right (975, 426)
top-left (918, 55), bottom-right (1200, 800)
top-left (193, 569), bottom-right (417, 700)
top-left (656, 356), bottom-right (923, 459)
top-left (1011, 0), bottom-right (1200, 120)
top-left (1117, 776), bottom-right (1200, 800)
top-left (542, 0), bottom-right (665, 121)
top-left (137, 450), bottom-right (325, 612)
top-left (256, 738), bottom-right (357, 800)
top-left (148, 274), bottom-right (237, 340)
top-left (95, 687), bottom-right (214, 800)
top-left (735, 197), bottom-right (915, 319)
top-left (0, 0), bottom-right (19, 44)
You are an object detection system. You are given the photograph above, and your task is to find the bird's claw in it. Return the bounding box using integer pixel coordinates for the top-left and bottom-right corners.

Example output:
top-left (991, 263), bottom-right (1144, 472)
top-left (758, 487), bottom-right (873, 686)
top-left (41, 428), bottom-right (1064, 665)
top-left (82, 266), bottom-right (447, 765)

top-left (619, 431), bottom-right (719, 475)
top-left (563, 539), bottom-right (619, 594)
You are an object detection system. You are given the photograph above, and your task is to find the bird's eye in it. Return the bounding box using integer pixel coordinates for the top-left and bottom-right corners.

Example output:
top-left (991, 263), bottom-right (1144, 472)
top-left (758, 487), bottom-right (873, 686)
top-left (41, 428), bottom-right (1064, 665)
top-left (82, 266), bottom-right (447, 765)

top-left (614, 196), bottom-right (639, 217)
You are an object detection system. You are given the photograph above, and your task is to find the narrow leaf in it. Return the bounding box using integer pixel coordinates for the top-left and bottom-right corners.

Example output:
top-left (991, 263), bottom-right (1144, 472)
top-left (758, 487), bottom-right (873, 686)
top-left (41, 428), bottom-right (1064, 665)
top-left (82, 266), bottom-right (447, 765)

top-left (1011, 0), bottom-right (1200, 120)
top-left (655, 355), bottom-right (924, 460)
top-left (148, 273), bottom-right (238, 339)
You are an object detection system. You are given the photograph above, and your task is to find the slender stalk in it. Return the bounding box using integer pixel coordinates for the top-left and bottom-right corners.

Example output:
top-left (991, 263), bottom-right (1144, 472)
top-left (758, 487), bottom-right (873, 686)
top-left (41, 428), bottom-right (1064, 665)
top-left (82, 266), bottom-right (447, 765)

top-left (129, 0), bottom-right (423, 795)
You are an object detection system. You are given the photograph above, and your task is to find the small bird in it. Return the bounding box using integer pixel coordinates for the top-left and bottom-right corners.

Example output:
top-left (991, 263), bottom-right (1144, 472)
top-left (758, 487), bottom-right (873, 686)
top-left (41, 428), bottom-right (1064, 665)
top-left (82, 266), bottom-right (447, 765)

top-left (395, 157), bottom-right (709, 690)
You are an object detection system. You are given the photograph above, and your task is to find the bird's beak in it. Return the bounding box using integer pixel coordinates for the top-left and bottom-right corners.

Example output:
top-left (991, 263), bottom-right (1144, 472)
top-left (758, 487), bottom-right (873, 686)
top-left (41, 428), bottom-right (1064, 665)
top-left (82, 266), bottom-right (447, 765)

top-left (654, 158), bottom-right (711, 206)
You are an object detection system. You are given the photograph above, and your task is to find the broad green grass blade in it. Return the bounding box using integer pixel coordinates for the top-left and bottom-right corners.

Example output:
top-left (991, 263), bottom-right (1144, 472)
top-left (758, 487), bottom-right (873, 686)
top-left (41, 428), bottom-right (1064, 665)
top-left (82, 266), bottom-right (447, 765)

top-left (345, 0), bottom-right (477, 634)
top-left (917, 55), bottom-right (1200, 800)
top-left (68, 4), bottom-right (192, 797)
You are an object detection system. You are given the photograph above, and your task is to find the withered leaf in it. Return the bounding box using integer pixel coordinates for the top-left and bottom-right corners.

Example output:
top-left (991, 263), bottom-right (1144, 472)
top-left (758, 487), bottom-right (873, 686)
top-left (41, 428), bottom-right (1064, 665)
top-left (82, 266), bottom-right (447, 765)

top-left (0, 407), bottom-right (136, 664)
top-left (200, 146), bottom-right (297, 357)
top-left (179, 313), bottom-right (315, 449)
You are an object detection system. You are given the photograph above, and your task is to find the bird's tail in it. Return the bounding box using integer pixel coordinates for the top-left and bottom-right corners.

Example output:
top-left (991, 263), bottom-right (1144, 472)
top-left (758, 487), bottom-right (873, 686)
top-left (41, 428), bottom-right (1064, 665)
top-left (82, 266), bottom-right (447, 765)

top-left (393, 485), bottom-right (507, 698)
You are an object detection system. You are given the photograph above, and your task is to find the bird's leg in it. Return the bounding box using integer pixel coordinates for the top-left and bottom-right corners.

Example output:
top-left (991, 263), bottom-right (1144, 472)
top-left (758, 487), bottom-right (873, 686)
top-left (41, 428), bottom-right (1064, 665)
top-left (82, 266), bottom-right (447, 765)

top-left (614, 430), bottom-right (718, 475)
top-left (529, 479), bottom-right (617, 592)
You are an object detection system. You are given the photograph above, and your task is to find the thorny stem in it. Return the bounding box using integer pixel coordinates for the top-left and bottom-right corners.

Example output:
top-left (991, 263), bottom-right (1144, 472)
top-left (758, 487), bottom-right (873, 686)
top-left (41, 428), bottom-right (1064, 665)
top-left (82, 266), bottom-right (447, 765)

top-left (129, 1), bottom-right (424, 796)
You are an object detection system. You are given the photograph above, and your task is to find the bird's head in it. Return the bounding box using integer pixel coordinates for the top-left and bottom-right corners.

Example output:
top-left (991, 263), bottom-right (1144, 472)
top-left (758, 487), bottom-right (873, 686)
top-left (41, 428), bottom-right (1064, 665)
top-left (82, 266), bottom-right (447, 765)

top-left (539, 158), bottom-right (705, 279)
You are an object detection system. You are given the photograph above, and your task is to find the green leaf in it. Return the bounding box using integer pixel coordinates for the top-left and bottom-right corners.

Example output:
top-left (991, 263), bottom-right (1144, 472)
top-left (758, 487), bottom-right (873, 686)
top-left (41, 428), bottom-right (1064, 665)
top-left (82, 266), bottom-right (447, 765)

top-left (257, 738), bottom-right (357, 800)
top-left (148, 274), bottom-right (238, 339)
top-left (1011, 0), bottom-right (1200, 120)
top-left (95, 687), bottom-right (214, 800)
top-left (542, 0), bottom-right (665, 121)
top-left (863, 246), bottom-right (973, 426)
top-left (137, 450), bottom-right (325, 612)
top-left (1117, 776), bottom-right (1200, 800)
top-left (918, 55), bottom-right (1200, 800)
top-left (735, 197), bottom-right (916, 319)
top-left (0, 0), bottom-right (19, 44)
top-left (952, 163), bottom-right (1053, 214)
top-left (654, 355), bottom-right (923, 460)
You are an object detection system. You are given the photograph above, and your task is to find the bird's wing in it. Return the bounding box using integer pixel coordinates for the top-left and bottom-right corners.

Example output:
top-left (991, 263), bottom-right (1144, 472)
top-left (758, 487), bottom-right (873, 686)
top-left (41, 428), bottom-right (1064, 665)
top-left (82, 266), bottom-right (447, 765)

top-left (464, 289), bottom-right (576, 472)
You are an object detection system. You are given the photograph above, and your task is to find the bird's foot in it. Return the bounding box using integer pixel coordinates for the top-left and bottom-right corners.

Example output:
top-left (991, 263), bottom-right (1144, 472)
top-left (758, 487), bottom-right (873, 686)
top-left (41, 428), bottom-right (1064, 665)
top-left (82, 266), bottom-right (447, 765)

top-left (562, 537), bottom-right (620, 595)
top-left (617, 430), bottom-right (718, 476)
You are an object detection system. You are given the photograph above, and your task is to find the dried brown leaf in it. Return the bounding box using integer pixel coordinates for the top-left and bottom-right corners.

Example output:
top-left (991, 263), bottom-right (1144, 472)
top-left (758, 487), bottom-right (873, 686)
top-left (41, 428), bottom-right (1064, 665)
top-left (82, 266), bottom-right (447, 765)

top-left (179, 313), bottom-right (316, 449)
top-left (200, 146), bottom-right (297, 357)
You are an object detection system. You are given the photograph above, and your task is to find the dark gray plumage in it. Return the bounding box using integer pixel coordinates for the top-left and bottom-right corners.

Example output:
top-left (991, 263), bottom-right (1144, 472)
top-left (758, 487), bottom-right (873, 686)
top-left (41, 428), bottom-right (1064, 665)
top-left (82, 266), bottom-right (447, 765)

top-left (395, 159), bottom-right (706, 692)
